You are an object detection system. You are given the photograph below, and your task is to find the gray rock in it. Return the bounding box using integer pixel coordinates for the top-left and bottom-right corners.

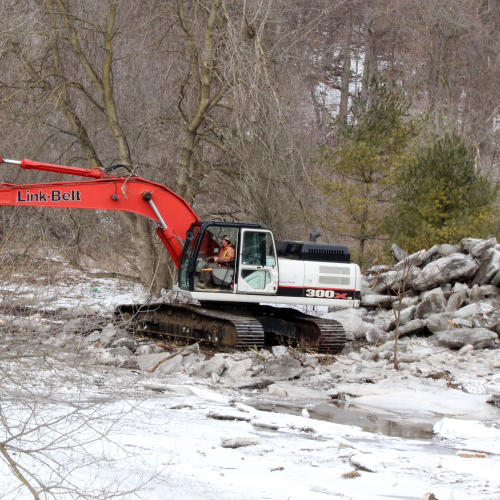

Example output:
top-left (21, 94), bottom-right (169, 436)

top-left (438, 244), bottom-right (461, 256)
top-left (362, 274), bottom-right (378, 288)
top-left (415, 288), bottom-right (446, 319)
top-left (84, 332), bottom-right (101, 343)
top-left (467, 284), bottom-right (484, 303)
top-left (272, 345), bottom-right (289, 357)
top-left (263, 358), bottom-right (303, 379)
top-left (136, 352), bottom-right (172, 372)
top-left (446, 283), bottom-right (468, 312)
top-left (411, 254), bottom-right (479, 291)
top-left (373, 318), bottom-right (391, 332)
top-left (365, 265), bottom-right (393, 275)
top-left (396, 304), bottom-right (416, 326)
top-left (479, 285), bottom-right (500, 298)
top-left (35, 324), bottom-right (53, 335)
top-left (425, 313), bottom-right (453, 333)
top-left (107, 346), bottom-right (133, 357)
top-left (66, 304), bottom-right (96, 318)
top-left (470, 238), bottom-right (497, 257)
top-left (135, 345), bottom-right (153, 356)
top-left (112, 337), bottom-right (137, 351)
top-left (157, 355), bottom-right (183, 375)
top-left (472, 248), bottom-right (500, 286)
top-left (221, 435), bottom-right (260, 448)
top-left (100, 324), bottom-right (120, 341)
top-left (322, 311), bottom-right (368, 339)
top-left (400, 296), bottom-right (420, 309)
top-left (453, 318), bottom-right (473, 328)
top-left (394, 249), bottom-right (426, 271)
top-left (440, 283), bottom-right (453, 298)
top-left (268, 384), bottom-right (288, 397)
top-left (372, 271), bottom-right (400, 293)
top-left (224, 360), bottom-right (249, 379)
top-left (453, 303), bottom-right (477, 318)
top-left (151, 345), bottom-right (165, 353)
top-left (457, 344), bottom-right (474, 355)
top-left (231, 377), bottom-right (275, 390)
top-left (435, 328), bottom-right (498, 349)
top-left (192, 355), bottom-right (228, 378)
top-left (391, 244), bottom-right (408, 262)
top-left (397, 319), bottom-right (427, 338)
top-left (366, 326), bottom-right (390, 344)
top-left (62, 318), bottom-right (92, 335)
top-left (174, 343), bottom-right (201, 356)
top-left (471, 301), bottom-right (500, 331)
top-left (461, 237), bottom-right (484, 254)
top-left (182, 352), bottom-right (206, 367)
top-left (421, 245), bottom-right (439, 265)
top-left (361, 294), bottom-right (393, 308)
top-left (399, 353), bottom-right (421, 363)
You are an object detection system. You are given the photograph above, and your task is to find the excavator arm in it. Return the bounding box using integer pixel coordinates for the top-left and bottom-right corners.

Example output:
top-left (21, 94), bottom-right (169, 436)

top-left (0, 157), bottom-right (199, 266)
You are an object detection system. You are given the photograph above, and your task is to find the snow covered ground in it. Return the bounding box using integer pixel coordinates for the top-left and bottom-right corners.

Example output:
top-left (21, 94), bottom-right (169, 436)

top-left (1, 260), bottom-right (500, 499)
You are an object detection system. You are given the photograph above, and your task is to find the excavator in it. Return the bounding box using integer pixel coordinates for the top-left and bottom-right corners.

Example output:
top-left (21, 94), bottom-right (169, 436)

top-left (0, 156), bottom-right (361, 353)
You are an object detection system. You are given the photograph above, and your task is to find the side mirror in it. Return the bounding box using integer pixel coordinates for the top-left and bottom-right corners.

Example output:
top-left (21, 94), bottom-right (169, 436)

top-left (186, 229), bottom-right (195, 241)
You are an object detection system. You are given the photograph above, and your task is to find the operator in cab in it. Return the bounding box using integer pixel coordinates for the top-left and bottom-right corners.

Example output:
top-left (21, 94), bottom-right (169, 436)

top-left (208, 235), bottom-right (235, 267)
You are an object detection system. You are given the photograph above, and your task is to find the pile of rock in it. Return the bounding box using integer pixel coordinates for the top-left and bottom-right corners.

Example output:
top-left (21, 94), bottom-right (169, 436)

top-left (325, 238), bottom-right (500, 350)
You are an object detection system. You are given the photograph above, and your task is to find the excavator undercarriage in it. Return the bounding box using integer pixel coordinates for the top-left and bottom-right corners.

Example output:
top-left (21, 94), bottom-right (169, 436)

top-left (116, 302), bottom-right (346, 353)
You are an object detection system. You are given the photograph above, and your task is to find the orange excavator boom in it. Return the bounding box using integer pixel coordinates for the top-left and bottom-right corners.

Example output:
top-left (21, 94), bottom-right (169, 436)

top-left (0, 157), bottom-right (198, 266)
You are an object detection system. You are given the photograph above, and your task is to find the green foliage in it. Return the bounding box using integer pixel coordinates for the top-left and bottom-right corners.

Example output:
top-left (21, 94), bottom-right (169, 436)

top-left (387, 132), bottom-right (499, 251)
top-left (321, 77), bottom-right (421, 265)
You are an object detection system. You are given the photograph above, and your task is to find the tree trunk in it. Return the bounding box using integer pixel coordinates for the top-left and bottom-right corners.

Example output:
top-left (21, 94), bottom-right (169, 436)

top-left (361, 19), bottom-right (377, 102)
top-left (339, 14), bottom-right (353, 122)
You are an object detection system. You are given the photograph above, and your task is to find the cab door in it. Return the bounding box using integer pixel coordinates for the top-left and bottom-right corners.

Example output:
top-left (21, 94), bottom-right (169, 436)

top-left (237, 229), bottom-right (279, 295)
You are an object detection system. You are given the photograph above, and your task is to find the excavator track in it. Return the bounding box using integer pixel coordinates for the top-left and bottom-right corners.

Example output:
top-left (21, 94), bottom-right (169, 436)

top-left (310, 318), bottom-right (346, 354)
top-left (190, 307), bottom-right (265, 349)
top-left (115, 302), bottom-right (345, 353)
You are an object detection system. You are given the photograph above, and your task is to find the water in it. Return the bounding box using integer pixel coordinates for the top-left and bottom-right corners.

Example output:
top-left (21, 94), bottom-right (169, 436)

top-left (250, 400), bottom-right (435, 439)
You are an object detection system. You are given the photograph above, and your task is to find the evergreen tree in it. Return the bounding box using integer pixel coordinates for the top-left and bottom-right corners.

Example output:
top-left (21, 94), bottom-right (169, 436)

top-left (321, 77), bottom-right (420, 265)
top-left (388, 132), bottom-right (499, 251)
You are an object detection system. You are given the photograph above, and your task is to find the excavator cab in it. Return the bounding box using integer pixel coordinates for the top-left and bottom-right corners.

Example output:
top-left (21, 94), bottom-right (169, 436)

top-left (178, 221), bottom-right (279, 298)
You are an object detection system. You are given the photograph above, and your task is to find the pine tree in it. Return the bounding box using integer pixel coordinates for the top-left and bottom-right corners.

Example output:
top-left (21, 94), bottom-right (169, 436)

top-left (387, 132), bottom-right (499, 251)
top-left (321, 77), bottom-right (420, 265)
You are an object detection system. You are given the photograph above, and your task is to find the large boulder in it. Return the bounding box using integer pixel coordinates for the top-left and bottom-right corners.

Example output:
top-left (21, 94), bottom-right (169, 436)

top-left (415, 288), bottom-right (446, 319)
top-left (472, 248), bottom-right (500, 286)
top-left (411, 254), bottom-right (479, 291)
top-left (434, 328), bottom-right (498, 349)
top-left (470, 238), bottom-right (497, 258)
top-left (461, 237), bottom-right (484, 254)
